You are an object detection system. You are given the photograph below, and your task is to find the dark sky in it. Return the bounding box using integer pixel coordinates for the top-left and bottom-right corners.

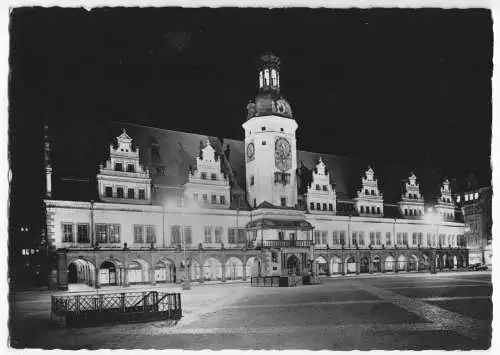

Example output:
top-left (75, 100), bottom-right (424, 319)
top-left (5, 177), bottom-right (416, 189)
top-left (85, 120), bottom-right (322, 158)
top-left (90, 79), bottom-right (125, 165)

top-left (8, 7), bottom-right (492, 232)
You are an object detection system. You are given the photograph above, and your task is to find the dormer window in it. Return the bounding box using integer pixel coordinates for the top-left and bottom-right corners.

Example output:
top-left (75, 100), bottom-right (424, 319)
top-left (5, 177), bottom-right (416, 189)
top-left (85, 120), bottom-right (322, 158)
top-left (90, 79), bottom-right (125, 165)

top-left (115, 163), bottom-right (123, 171)
top-left (127, 164), bottom-right (135, 172)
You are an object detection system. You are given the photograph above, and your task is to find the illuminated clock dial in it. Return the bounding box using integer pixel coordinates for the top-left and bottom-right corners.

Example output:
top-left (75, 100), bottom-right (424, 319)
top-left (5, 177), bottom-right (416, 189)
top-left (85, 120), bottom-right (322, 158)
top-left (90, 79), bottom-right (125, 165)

top-left (275, 137), bottom-right (291, 171)
top-left (246, 142), bottom-right (255, 161)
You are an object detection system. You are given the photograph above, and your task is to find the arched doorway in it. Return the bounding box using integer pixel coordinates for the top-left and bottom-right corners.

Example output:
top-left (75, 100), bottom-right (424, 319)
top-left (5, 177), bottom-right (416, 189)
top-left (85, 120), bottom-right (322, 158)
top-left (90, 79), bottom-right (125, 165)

top-left (330, 256), bottom-right (341, 274)
top-left (287, 255), bottom-right (301, 276)
top-left (315, 256), bottom-right (328, 275)
top-left (346, 256), bottom-right (356, 274)
top-left (360, 257), bottom-right (369, 273)
top-left (127, 261), bottom-right (142, 284)
top-left (408, 255), bottom-right (417, 271)
top-left (419, 255), bottom-right (429, 271)
top-left (100, 261), bottom-right (117, 286)
top-left (156, 259), bottom-right (175, 283)
top-left (68, 263), bottom-right (78, 283)
top-left (226, 257), bottom-right (243, 280)
top-left (246, 257), bottom-right (257, 277)
top-left (68, 259), bottom-right (96, 286)
top-left (397, 255), bottom-right (406, 271)
top-left (372, 256), bottom-right (381, 273)
top-left (385, 255), bottom-right (395, 272)
top-left (191, 260), bottom-right (201, 281)
top-left (203, 258), bottom-right (222, 281)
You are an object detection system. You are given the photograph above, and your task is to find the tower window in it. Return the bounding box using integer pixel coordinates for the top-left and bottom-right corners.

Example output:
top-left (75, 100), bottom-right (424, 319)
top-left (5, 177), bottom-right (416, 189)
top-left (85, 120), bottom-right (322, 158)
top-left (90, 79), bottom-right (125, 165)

top-left (316, 184), bottom-right (320, 191)
top-left (280, 128), bottom-right (284, 132)
top-left (211, 195), bottom-right (217, 204)
top-left (371, 206), bottom-right (375, 214)
top-left (211, 173), bottom-right (217, 180)
top-left (220, 196), bottom-right (226, 205)
top-left (193, 193), bottom-right (198, 201)
top-left (261, 126), bottom-right (266, 131)
top-left (117, 187), bottom-right (124, 198)
top-left (316, 203), bottom-right (321, 210)
top-left (203, 194), bottom-right (208, 202)
top-left (253, 198), bottom-right (257, 208)
top-left (105, 186), bottom-right (113, 198)
top-left (115, 163), bottom-right (123, 171)
top-left (322, 203), bottom-right (327, 211)
top-left (264, 69), bottom-right (270, 85)
top-left (259, 71), bottom-right (263, 88)
top-left (329, 204), bottom-right (333, 211)
top-left (201, 172), bottom-right (207, 180)
top-left (365, 189), bottom-right (369, 195)
top-left (127, 164), bottom-right (135, 172)
top-left (310, 202), bottom-right (314, 210)
top-left (377, 207), bottom-right (381, 214)
top-left (281, 197), bottom-right (287, 207)
top-left (271, 69), bottom-right (277, 86)
top-left (360, 206), bottom-right (364, 213)
top-left (250, 176), bottom-right (255, 186)
top-left (371, 190), bottom-right (375, 195)
top-left (139, 189), bottom-right (145, 200)
top-left (262, 141), bottom-right (266, 146)
top-left (323, 185), bottom-right (328, 191)
top-left (128, 189), bottom-right (135, 199)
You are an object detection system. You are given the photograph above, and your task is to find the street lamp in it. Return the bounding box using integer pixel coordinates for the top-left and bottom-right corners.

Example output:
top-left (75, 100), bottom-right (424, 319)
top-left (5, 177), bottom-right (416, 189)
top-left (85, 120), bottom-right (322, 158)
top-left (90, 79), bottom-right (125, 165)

top-left (424, 209), bottom-right (441, 274)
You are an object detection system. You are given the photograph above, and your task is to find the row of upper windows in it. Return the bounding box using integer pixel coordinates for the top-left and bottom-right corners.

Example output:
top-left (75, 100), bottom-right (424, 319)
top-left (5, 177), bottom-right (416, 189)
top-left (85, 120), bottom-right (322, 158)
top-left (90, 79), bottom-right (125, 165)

top-left (403, 209), bottom-right (423, 216)
top-left (313, 230), bottom-right (458, 247)
top-left (406, 193), bottom-right (420, 199)
top-left (200, 172), bottom-right (218, 180)
top-left (171, 226), bottom-right (246, 245)
top-left (457, 192), bottom-right (479, 203)
top-left (360, 206), bottom-right (382, 214)
top-left (114, 162), bottom-right (135, 172)
top-left (310, 202), bottom-right (334, 211)
top-left (193, 193), bottom-right (226, 205)
top-left (62, 222), bottom-right (122, 244)
top-left (316, 184), bottom-right (329, 191)
top-left (105, 186), bottom-right (146, 200)
top-left (364, 189), bottom-right (377, 195)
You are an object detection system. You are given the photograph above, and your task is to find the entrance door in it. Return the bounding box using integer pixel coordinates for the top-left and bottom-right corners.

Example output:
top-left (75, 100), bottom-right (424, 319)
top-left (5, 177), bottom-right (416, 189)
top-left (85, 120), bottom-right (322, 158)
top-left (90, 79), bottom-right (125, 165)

top-left (287, 255), bottom-right (300, 276)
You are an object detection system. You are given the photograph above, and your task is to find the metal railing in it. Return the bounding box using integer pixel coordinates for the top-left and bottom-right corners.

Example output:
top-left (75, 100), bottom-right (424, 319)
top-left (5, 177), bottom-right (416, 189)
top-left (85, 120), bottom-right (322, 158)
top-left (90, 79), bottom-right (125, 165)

top-left (257, 240), bottom-right (313, 248)
top-left (51, 290), bottom-right (182, 327)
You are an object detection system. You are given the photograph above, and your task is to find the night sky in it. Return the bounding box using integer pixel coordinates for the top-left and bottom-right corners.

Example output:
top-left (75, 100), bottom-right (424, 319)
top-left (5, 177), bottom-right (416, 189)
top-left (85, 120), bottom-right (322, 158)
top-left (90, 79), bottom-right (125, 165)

top-left (8, 7), bottom-right (492, 242)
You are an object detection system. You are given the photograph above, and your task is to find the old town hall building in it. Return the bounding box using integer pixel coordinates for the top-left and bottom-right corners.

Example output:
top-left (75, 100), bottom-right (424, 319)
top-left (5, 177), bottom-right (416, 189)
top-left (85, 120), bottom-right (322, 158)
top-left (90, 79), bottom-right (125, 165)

top-left (45, 54), bottom-right (468, 289)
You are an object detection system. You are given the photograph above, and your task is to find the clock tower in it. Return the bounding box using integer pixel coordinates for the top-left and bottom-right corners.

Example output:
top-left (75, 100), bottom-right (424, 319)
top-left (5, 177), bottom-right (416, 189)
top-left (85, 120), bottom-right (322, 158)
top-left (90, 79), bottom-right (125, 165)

top-left (243, 54), bottom-right (298, 208)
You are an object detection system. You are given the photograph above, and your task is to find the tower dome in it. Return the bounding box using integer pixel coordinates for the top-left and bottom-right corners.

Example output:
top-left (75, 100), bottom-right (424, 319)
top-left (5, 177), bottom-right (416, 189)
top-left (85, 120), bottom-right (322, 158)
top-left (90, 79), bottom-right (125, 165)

top-left (246, 53), bottom-right (293, 120)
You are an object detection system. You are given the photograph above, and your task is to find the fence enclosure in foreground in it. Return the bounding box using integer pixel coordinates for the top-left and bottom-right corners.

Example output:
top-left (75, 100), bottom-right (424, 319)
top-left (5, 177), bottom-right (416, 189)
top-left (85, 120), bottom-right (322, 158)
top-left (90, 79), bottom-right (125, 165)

top-left (51, 290), bottom-right (182, 327)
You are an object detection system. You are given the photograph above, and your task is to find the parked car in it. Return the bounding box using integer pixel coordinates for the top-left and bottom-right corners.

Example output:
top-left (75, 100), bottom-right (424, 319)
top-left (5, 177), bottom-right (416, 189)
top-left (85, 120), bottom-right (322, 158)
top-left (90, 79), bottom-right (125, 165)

top-left (468, 263), bottom-right (488, 271)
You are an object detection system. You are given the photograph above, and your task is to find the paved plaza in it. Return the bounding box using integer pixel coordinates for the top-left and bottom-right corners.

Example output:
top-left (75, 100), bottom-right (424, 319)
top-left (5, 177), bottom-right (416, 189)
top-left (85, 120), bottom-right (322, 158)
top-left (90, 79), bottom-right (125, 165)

top-left (10, 272), bottom-right (492, 350)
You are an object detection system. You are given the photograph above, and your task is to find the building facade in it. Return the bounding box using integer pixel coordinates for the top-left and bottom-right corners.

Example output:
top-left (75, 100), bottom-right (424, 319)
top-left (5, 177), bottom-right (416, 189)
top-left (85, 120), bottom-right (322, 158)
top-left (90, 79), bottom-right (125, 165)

top-left (44, 54), bottom-right (468, 290)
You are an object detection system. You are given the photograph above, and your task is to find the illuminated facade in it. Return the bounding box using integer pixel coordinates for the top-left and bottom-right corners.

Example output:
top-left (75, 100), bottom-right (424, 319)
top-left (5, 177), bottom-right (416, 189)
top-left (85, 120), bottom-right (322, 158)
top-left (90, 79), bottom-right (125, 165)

top-left (45, 54), bottom-right (468, 290)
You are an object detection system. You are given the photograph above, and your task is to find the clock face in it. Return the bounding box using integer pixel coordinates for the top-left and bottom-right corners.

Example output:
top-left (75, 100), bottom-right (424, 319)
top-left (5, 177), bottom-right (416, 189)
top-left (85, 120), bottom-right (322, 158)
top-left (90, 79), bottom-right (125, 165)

top-left (246, 142), bottom-right (255, 161)
top-left (276, 101), bottom-right (286, 114)
top-left (275, 137), bottom-right (292, 171)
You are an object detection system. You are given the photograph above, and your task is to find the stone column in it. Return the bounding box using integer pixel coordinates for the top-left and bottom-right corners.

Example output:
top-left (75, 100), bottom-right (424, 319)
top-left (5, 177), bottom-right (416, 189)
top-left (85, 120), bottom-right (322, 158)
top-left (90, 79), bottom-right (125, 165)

top-left (242, 255), bottom-right (247, 281)
top-left (341, 249), bottom-right (345, 275)
top-left (221, 254), bottom-right (227, 282)
top-left (393, 255), bottom-right (397, 273)
top-left (369, 253), bottom-right (373, 274)
top-left (56, 250), bottom-right (68, 291)
top-left (355, 249), bottom-right (360, 275)
top-left (150, 266), bottom-right (156, 285)
top-left (326, 254), bottom-right (332, 276)
top-left (199, 254), bottom-right (205, 283)
top-left (123, 253), bottom-right (129, 287)
top-left (95, 266), bottom-right (101, 289)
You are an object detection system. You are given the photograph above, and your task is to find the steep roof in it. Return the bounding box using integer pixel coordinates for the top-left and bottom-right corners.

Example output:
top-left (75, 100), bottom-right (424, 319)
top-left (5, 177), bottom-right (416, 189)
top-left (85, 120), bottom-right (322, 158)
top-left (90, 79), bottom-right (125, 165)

top-left (49, 119), bottom-right (447, 207)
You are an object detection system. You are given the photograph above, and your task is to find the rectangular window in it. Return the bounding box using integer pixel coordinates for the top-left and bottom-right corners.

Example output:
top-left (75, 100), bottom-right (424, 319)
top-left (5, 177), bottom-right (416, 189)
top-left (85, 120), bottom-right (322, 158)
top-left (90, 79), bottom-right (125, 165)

top-left (184, 226), bottom-right (192, 245)
top-left (127, 164), bottom-right (135, 172)
top-left (171, 226), bottom-right (181, 244)
top-left (228, 228), bottom-right (236, 244)
top-left (237, 229), bottom-right (245, 244)
top-left (403, 232), bottom-right (408, 245)
top-left (278, 231), bottom-right (285, 241)
top-left (316, 184), bottom-right (320, 191)
top-left (310, 202), bottom-right (314, 210)
top-left (128, 189), bottom-right (135, 199)
top-left (146, 225), bottom-right (156, 244)
top-left (201, 172), bottom-right (207, 180)
top-left (352, 231), bottom-right (357, 246)
top-left (322, 203), bottom-right (327, 211)
top-left (370, 232), bottom-right (375, 245)
top-left (139, 189), bottom-right (145, 200)
top-left (412, 232), bottom-right (417, 245)
top-left (418, 232), bottom-right (423, 245)
top-left (203, 194), bottom-right (208, 202)
top-left (323, 185), bottom-right (328, 191)
top-left (211, 195), bottom-right (217, 204)
top-left (427, 232), bottom-right (432, 246)
top-left (340, 231), bottom-right (346, 246)
top-left (386, 232), bottom-right (391, 246)
top-left (105, 186), bottom-right (113, 198)
top-left (204, 226), bottom-right (213, 243)
top-left (396, 232), bottom-right (402, 245)
top-left (316, 203), bottom-right (321, 210)
top-left (314, 230), bottom-right (320, 244)
top-left (250, 176), bottom-right (255, 186)
top-left (134, 225), bottom-right (144, 243)
top-left (281, 197), bottom-right (287, 207)
top-left (332, 231), bottom-right (339, 245)
top-left (211, 173), bottom-right (217, 180)
top-left (115, 162), bottom-right (123, 171)
top-left (193, 193), bottom-right (198, 201)
top-left (62, 223), bottom-right (74, 243)
top-left (215, 227), bottom-right (223, 243)
top-left (117, 187), bottom-right (124, 198)
top-left (375, 232), bottom-right (381, 246)
top-left (321, 231), bottom-right (328, 245)
top-left (329, 204), bottom-right (333, 211)
top-left (108, 224), bottom-right (120, 243)
top-left (358, 231), bottom-right (365, 246)
top-left (96, 223), bottom-right (108, 244)
top-left (77, 223), bottom-right (90, 243)
top-left (262, 141), bottom-right (266, 146)
top-left (220, 195), bottom-right (226, 205)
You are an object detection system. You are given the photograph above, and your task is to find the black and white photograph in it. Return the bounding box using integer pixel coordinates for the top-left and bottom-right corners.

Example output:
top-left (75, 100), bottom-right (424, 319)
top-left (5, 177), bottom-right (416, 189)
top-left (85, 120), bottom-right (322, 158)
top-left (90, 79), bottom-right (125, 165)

top-left (6, 2), bottom-right (495, 350)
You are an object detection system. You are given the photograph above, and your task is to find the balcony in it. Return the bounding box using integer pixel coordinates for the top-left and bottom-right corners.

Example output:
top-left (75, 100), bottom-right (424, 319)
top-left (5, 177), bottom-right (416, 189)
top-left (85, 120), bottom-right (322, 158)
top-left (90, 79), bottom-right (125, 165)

top-left (257, 240), bottom-right (313, 248)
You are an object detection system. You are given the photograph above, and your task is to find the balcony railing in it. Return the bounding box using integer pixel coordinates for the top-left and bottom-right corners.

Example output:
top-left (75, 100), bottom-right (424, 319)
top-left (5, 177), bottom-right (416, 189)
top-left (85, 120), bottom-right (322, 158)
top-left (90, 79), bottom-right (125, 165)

top-left (257, 240), bottom-right (313, 248)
